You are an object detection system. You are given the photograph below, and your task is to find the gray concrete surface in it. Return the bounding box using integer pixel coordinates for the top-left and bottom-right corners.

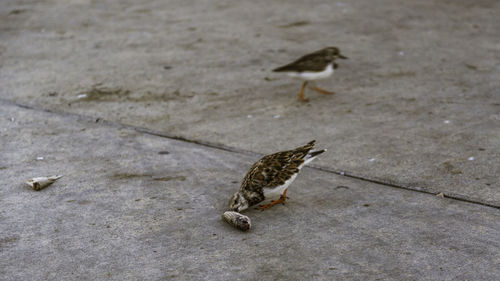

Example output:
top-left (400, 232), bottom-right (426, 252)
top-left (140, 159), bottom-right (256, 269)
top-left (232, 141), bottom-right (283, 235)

top-left (1, 0), bottom-right (499, 206)
top-left (1, 0), bottom-right (500, 280)
top-left (1, 101), bottom-right (500, 281)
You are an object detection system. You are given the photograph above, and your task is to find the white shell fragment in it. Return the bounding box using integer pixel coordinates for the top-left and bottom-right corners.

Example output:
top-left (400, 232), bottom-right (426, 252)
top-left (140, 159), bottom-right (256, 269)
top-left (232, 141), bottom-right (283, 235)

top-left (222, 211), bottom-right (251, 232)
top-left (26, 175), bottom-right (63, 191)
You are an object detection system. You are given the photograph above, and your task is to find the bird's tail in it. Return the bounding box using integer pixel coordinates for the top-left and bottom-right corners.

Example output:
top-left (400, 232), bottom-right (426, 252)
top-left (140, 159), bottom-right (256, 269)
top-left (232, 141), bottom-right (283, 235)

top-left (302, 140), bottom-right (326, 160)
top-left (306, 149), bottom-right (326, 159)
top-left (272, 65), bottom-right (290, 72)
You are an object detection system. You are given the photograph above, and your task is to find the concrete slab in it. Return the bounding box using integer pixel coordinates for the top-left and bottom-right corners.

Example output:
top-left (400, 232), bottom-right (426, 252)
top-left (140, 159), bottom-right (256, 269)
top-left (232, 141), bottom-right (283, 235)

top-left (1, 101), bottom-right (500, 280)
top-left (1, 0), bottom-right (498, 206)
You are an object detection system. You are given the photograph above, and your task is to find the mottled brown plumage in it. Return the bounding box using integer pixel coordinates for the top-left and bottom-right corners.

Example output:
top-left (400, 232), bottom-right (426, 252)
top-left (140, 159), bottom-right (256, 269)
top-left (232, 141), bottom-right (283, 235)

top-left (228, 140), bottom-right (326, 212)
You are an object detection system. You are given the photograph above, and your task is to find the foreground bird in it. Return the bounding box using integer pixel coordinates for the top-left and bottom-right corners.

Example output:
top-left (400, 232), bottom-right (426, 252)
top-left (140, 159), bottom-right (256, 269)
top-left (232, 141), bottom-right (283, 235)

top-left (228, 140), bottom-right (326, 212)
top-left (273, 47), bottom-right (347, 102)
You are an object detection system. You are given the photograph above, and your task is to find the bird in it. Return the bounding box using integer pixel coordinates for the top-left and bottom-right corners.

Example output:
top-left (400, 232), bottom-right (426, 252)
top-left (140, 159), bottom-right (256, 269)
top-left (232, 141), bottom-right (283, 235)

top-left (228, 140), bottom-right (326, 212)
top-left (273, 46), bottom-right (347, 102)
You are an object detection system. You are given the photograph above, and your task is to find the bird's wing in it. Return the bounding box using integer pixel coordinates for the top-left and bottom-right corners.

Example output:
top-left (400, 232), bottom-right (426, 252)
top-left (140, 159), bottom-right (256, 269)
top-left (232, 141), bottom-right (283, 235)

top-left (242, 141), bottom-right (316, 190)
top-left (273, 51), bottom-right (330, 72)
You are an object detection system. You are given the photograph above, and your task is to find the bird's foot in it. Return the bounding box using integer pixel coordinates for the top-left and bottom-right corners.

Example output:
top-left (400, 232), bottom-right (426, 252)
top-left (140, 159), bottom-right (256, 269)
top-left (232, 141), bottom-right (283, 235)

top-left (310, 86), bottom-right (335, 95)
top-left (257, 195), bottom-right (289, 211)
top-left (298, 96), bottom-right (309, 102)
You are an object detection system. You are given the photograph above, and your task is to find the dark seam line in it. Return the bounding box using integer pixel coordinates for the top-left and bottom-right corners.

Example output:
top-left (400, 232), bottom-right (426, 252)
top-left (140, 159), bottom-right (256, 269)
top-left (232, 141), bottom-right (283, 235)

top-left (2, 98), bottom-right (498, 210)
top-left (308, 165), bottom-right (500, 210)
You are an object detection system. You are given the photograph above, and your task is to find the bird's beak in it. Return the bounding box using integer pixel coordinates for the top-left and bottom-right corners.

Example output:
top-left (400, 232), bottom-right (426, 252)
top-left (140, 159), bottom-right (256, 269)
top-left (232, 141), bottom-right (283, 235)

top-left (338, 54), bottom-right (348, 59)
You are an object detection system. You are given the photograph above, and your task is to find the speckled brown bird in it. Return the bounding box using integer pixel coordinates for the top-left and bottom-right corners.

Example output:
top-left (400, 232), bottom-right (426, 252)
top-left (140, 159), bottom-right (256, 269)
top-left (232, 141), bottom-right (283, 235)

top-left (228, 140), bottom-right (326, 212)
top-left (273, 47), bottom-right (347, 102)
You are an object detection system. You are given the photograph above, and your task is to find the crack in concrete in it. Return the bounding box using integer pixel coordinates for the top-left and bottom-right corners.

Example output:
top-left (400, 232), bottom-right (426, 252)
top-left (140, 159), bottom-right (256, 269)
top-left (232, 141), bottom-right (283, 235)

top-left (2, 98), bottom-right (498, 210)
top-left (309, 165), bottom-right (500, 210)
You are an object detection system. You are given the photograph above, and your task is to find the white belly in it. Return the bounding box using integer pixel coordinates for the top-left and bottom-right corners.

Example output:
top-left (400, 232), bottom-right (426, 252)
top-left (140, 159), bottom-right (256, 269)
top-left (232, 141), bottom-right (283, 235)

top-left (263, 173), bottom-right (298, 200)
top-left (286, 63), bottom-right (334, 81)
top-left (261, 154), bottom-right (321, 202)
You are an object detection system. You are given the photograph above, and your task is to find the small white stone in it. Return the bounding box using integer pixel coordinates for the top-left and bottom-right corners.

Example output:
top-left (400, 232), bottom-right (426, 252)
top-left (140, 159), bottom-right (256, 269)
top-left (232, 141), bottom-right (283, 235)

top-left (340, 172), bottom-right (345, 176)
top-left (10, 117), bottom-right (15, 122)
top-left (444, 120), bottom-right (451, 124)
top-left (368, 158), bottom-right (376, 162)
top-left (36, 157), bottom-right (44, 160)
top-left (247, 114), bottom-right (253, 118)
top-left (398, 51), bottom-right (405, 56)
top-left (77, 94), bottom-right (88, 99)
top-left (273, 115), bottom-right (280, 119)
top-left (468, 157), bottom-right (475, 161)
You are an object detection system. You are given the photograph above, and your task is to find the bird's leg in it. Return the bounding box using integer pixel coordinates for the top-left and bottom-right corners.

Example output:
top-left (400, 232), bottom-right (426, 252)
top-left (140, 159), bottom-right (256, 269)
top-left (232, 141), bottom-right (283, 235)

top-left (310, 86), bottom-right (335, 95)
top-left (258, 189), bottom-right (289, 211)
top-left (281, 188), bottom-right (289, 201)
top-left (298, 81), bottom-right (309, 102)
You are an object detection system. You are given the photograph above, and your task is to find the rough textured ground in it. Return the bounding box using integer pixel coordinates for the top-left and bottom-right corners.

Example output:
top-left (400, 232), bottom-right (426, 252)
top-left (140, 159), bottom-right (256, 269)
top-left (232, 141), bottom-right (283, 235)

top-left (1, 0), bottom-right (499, 280)
top-left (1, 0), bottom-right (499, 207)
top-left (1, 101), bottom-right (500, 281)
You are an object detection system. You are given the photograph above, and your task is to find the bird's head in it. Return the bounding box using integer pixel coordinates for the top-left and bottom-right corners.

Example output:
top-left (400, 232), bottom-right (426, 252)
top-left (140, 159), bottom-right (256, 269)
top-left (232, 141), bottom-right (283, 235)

top-left (228, 191), bottom-right (249, 212)
top-left (323, 46), bottom-right (348, 60)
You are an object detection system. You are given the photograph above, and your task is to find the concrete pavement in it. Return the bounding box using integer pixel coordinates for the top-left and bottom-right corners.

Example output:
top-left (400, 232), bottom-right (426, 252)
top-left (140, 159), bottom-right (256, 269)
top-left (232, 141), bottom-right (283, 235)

top-left (1, 0), bottom-right (498, 206)
top-left (1, 0), bottom-right (499, 280)
top-left (1, 101), bottom-right (499, 280)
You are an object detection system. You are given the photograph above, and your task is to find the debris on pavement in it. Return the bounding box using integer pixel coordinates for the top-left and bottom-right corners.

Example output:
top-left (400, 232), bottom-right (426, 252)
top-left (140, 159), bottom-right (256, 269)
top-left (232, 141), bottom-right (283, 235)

top-left (26, 175), bottom-right (63, 191)
top-left (222, 211), bottom-right (251, 232)
top-left (436, 192), bottom-right (445, 198)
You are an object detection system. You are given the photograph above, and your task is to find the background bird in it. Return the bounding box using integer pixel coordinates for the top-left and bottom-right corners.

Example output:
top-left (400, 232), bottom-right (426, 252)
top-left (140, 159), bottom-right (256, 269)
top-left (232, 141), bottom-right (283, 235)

top-left (273, 47), bottom-right (347, 102)
top-left (228, 140), bottom-right (326, 212)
